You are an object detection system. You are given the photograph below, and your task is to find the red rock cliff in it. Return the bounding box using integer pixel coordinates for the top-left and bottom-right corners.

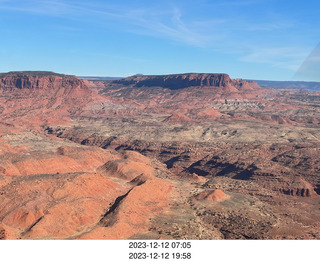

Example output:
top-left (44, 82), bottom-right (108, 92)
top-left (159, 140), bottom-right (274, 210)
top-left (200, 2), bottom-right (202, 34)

top-left (112, 73), bottom-right (261, 91)
top-left (0, 71), bottom-right (91, 96)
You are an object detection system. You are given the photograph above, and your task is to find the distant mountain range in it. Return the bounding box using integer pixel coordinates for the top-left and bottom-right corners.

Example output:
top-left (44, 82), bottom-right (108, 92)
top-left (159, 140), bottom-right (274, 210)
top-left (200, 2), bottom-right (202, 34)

top-left (78, 76), bottom-right (124, 81)
top-left (249, 79), bottom-right (320, 91)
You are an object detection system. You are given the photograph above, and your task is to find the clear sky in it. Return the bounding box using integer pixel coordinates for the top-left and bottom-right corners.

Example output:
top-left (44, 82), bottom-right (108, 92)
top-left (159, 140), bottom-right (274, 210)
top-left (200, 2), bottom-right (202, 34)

top-left (0, 0), bottom-right (319, 81)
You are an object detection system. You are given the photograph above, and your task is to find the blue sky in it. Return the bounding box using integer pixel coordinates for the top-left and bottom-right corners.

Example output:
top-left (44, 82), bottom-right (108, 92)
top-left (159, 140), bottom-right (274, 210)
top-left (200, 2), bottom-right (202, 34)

top-left (0, 0), bottom-right (319, 81)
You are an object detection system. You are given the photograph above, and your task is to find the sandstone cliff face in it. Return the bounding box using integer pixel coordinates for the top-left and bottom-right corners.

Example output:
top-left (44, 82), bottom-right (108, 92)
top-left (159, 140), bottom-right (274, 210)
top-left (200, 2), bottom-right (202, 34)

top-left (0, 72), bottom-right (90, 96)
top-left (112, 73), bottom-right (261, 92)
top-left (0, 71), bottom-right (107, 128)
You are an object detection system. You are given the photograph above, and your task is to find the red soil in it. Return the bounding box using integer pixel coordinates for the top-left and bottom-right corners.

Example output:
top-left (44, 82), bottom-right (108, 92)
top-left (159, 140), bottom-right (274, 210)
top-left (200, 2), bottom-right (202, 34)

top-left (196, 189), bottom-right (231, 202)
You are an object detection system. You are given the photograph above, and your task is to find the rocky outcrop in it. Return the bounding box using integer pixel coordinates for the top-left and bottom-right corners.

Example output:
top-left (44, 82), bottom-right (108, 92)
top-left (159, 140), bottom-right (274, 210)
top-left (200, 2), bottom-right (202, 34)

top-left (163, 113), bottom-right (192, 124)
top-left (197, 108), bottom-right (223, 119)
top-left (0, 71), bottom-right (124, 128)
top-left (0, 71), bottom-right (90, 96)
top-left (196, 189), bottom-right (230, 202)
top-left (112, 73), bottom-right (261, 92)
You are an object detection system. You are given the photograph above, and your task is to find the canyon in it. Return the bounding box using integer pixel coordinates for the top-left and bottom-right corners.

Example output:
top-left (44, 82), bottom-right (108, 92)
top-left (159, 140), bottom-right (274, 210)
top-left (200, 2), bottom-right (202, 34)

top-left (1, 71), bottom-right (320, 239)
